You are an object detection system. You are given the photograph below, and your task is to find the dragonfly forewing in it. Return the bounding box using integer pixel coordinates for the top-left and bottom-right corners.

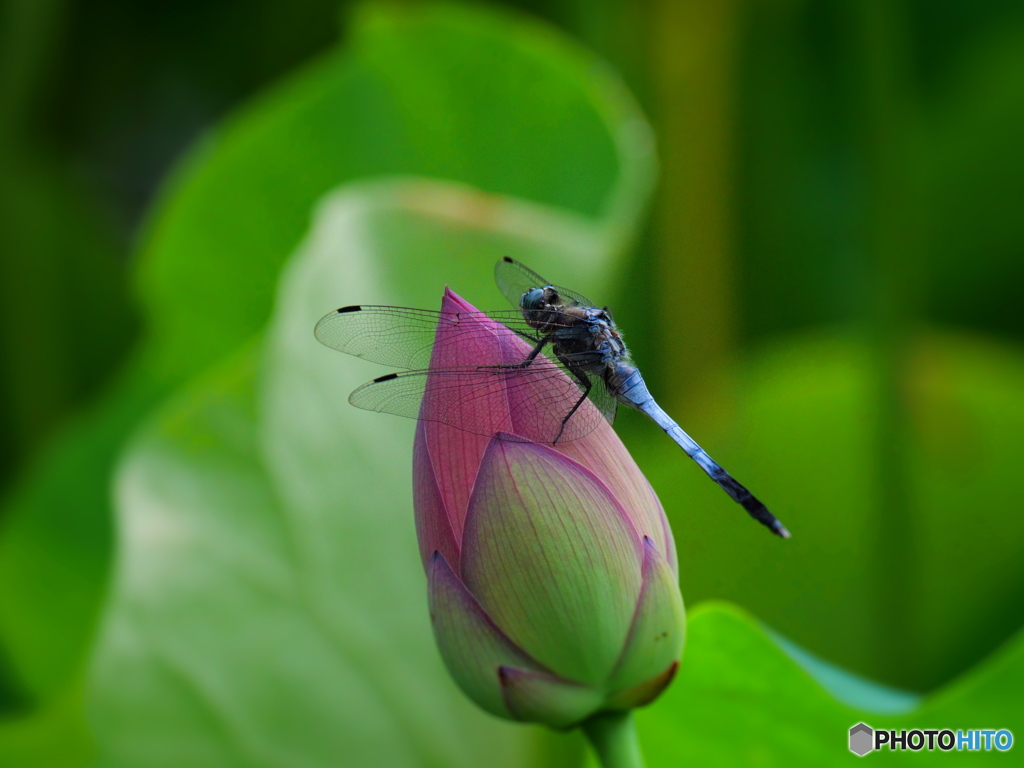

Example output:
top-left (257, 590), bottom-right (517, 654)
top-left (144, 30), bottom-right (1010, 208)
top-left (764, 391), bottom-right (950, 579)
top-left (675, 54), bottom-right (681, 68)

top-left (314, 305), bottom-right (539, 370)
top-left (320, 303), bottom-right (617, 444)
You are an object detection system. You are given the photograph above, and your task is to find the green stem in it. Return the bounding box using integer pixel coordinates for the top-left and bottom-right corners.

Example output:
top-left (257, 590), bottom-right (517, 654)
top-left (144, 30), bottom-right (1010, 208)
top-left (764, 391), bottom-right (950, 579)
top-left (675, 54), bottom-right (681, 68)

top-left (846, 0), bottom-right (925, 688)
top-left (650, 0), bottom-right (739, 423)
top-left (581, 711), bottom-right (646, 768)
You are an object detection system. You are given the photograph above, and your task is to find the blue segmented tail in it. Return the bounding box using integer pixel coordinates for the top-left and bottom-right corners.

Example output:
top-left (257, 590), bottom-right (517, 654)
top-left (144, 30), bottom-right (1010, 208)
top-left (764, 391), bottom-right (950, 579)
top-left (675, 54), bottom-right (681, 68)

top-left (612, 366), bottom-right (791, 539)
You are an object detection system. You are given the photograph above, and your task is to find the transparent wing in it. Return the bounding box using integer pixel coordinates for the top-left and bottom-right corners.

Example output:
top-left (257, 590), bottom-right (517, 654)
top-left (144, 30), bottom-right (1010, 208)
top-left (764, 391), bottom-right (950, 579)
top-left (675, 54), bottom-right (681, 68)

top-left (493, 257), bottom-right (598, 310)
top-left (314, 305), bottom-right (545, 370)
top-left (349, 356), bottom-right (616, 444)
top-left (317, 302), bottom-right (617, 441)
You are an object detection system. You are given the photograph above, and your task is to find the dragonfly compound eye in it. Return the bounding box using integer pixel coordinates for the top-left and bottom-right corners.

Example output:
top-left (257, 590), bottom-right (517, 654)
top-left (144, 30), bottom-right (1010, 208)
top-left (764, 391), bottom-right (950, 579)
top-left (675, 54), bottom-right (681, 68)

top-left (521, 288), bottom-right (546, 311)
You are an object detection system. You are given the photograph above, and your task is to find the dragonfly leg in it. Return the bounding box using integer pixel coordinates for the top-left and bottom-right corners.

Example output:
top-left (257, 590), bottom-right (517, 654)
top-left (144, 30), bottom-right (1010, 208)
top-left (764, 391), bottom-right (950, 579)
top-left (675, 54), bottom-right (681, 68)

top-left (553, 368), bottom-right (592, 444)
top-left (478, 335), bottom-right (551, 371)
top-left (509, 327), bottom-right (540, 344)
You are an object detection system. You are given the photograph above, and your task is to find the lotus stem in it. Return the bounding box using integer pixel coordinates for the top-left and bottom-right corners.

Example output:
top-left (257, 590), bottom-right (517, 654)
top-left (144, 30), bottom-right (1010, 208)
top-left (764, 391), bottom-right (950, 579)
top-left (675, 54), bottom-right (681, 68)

top-left (582, 711), bottom-right (646, 768)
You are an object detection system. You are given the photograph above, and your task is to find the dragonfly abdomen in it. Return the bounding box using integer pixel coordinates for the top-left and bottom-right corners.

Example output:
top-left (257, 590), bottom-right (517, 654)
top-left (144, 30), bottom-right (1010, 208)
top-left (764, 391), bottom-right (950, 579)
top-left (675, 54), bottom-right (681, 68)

top-left (609, 368), bottom-right (791, 539)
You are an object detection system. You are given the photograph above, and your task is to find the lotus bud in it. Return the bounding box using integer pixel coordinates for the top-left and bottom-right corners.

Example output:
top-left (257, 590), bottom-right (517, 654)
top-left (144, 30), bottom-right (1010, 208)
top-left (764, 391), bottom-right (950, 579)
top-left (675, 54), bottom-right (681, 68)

top-left (415, 288), bottom-right (684, 739)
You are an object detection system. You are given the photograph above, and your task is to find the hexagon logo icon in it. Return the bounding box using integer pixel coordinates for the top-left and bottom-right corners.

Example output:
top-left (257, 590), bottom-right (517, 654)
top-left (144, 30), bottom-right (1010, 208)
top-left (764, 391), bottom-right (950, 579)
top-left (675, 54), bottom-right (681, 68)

top-left (849, 723), bottom-right (874, 756)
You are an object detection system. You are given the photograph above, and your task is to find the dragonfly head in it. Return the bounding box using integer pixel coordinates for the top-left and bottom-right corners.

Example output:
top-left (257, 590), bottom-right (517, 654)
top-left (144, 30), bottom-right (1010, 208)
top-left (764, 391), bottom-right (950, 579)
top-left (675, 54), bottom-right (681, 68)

top-left (521, 286), bottom-right (560, 312)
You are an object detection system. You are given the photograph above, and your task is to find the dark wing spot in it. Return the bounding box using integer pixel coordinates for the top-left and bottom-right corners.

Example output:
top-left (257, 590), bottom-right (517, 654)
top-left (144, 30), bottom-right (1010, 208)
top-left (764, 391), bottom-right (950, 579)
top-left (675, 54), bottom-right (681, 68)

top-left (337, 305), bottom-right (362, 313)
top-left (373, 373), bottom-right (399, 382)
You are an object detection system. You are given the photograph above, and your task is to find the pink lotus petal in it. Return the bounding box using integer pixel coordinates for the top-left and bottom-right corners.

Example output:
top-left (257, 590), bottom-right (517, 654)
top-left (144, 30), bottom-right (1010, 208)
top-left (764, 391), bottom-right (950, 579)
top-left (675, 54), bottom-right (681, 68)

top-left (606, 536), bottom-right (685, 694)
top-left (559, 433), bottom-right (677, 575)
top-left (461, 438), bottom-right (643, 686)
top-left (498, 667), bottom-right (604, 728)
top-left (413, 420), bottom-right (461, 571)
top-left (604, 661), bottom-right (679, 711)
top-left (427, 552), bottom-right (543, 718)
top-left (415, 289), bottom-right (523, 546)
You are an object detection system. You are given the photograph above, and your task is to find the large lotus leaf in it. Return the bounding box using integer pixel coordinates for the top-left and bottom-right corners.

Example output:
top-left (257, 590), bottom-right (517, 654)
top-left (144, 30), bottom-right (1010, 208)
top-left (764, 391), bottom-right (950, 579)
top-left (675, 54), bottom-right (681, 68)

top-left (627, 331), bottom-right (1024, 691)
top-left (0, 2), bottom-right (653, 752)
top-left (86, 179), bottom-right (630, 766)
top-left (630, 602), bottom-right (1024, 766)
top-left (0, 371), bottom-right (160, 697)
top-left (137, 1), bottom-right (652, 378)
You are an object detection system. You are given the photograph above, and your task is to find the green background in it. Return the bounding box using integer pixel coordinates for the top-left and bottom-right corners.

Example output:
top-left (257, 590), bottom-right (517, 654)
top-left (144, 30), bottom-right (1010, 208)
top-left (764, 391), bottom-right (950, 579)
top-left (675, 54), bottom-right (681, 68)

top-left (1, 1), bottom-right (1022, 765)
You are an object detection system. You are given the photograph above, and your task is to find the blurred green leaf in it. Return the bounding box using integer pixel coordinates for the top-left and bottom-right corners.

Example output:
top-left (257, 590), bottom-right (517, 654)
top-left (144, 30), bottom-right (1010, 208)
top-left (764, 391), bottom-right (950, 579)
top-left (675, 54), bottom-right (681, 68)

top-left (0, 148), bottom-right (137, 491)
top-left (733, 7), bottom-right (1024, 346)
top-left (765, 630), bottom-right (918, 716)
top-left (88, 177), bottom-right (635, 766)
top-left (633, 602), bottom-right (1024, 766)
top-left (629, 330), bottom-right (1024, 690)
top-left (0, 686), bottom-right (93, 768)
top-left (925, 22), bottom-right (1024, 341)
top-left (138, 1), bottom-right (652, 378)
top-left (0, 372), bottom-right (158, 689)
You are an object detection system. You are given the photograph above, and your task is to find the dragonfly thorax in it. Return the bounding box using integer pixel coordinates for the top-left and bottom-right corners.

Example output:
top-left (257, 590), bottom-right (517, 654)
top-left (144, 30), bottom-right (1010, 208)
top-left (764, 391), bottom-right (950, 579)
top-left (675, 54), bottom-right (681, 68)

top-left (518, 287), bottom-right (630, 379)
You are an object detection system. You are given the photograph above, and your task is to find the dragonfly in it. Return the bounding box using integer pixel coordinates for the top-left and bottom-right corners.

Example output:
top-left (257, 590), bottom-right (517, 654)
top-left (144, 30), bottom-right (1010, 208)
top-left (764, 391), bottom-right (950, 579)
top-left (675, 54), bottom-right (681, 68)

top-left (315, 257), bottom-right (790, 538)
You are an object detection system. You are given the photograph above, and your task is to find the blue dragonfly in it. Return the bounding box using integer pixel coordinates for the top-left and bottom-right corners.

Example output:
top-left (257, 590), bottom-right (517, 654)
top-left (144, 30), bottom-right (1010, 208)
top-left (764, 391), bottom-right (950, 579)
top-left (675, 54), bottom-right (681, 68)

top-left (315, 257), bottom-right (790, 538)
